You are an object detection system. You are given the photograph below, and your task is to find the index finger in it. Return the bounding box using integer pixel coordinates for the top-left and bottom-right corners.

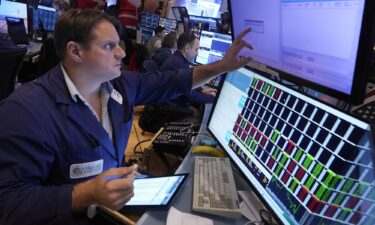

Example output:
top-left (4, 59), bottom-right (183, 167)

top-left (108, 174), bottom-right (135, 192)
top-left (235, 28), bottom-right (251, 41)
top-left (103, 166), bottom-right (136, 180)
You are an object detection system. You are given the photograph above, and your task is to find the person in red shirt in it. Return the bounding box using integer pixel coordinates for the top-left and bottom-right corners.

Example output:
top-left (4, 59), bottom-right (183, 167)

top-left (75, 0), bottom-right (106, 9)
top-left (118, 0), bottom-right (141, 40)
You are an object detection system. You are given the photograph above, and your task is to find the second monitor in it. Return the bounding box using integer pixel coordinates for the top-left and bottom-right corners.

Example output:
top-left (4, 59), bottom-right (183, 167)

top-left (32, 5), bottom-right (57, 32)
top-left (195, 30), bottom-right (232, 65)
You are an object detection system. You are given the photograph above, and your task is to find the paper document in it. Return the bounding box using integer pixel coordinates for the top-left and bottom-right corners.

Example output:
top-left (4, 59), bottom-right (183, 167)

top-left (166, 207), bottom-right (213, 225)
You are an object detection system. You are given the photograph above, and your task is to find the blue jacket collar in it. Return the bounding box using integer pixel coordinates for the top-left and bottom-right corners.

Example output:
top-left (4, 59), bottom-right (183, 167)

top-left (35, 65), bottom-right (121, 161)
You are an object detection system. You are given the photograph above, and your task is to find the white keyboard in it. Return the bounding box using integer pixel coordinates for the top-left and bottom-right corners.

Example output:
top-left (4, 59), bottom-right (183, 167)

top-left (193, 156), bottom-right (241, 219)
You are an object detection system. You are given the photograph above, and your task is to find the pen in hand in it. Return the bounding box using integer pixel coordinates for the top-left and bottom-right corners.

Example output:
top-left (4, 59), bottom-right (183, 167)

top-left (104, 164), bottom-right (147, 180)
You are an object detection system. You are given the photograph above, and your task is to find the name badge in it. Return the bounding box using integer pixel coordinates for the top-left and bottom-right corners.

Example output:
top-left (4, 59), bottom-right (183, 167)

top-left (111, 89), bottom-right (123, 105)
top-left (69, 159), bottom-right (103, 179)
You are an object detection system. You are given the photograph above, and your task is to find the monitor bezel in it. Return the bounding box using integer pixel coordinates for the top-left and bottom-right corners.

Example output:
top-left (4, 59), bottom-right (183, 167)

top-left (207, 65), bottom-right (374, 225)
top-left (228, 0), bottom-right (375, 105)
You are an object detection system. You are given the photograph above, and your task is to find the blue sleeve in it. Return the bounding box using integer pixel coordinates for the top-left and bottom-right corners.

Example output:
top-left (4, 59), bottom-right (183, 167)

top-left (183, 89), bottom-right (215, 104)
top-left (114, 68), bottom-right (193, 106)
top-left (0, 100), bottom-right (73, 225)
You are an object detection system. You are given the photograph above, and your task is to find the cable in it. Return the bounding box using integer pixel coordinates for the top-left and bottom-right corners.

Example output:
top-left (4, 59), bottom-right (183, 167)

top-left (179, 123), bottom-right (202, 133)
top-left (133, 139), bottom-right (152, 154)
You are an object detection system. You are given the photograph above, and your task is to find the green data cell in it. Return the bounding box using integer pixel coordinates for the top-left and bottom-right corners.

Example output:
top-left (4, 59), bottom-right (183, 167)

top-left (312, 163), bottom-right (323, 178)
top-left (321, 189), bottom-right (332, 202)
top-left (268, 86), bottom-right (275, 97)
top-left (262, 83), bottom-right (269, 94)
top-left (250, 141), bottom-right (258, 153)
top-left (246, 137), bottom-right (252, 147)
top-left (294, 148), bottom-right (304, 162)
top-left (323, 170), bottom-right (336, 187)
top-left (329, 175), bottom-right (343, 189)
top-left (302, 154), bottom-right (314, 170)
top-left (272, 148), bottom-right (281, 160)
top-left (280, 153), bottom-right (289, 167)
top-left (251, 78), bottom-right (258, 88)
top-left (315, 185), bottom-right (327, 200)
top-left (290, 178), bottom-right (299, 192)
top-left (342, 179), bottom-right (355, 193)
top-left (305, 176), bottom-right (315, 190)
top-left (336, 208), bottom-right (351, 221)
top-left (271, 130), bottom-right (280, 143)
top-left (333, 192), bottom-right (345, 205)
top-left (275, 165), bottom-right (283, 177)
top-left (240, 119), bottom-right (246, 128)
top-left (354, 182), bottom-right (369, 196)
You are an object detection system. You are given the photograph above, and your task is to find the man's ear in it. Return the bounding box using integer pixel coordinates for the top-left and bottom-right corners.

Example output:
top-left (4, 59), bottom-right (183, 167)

top-left (66, 41), bottom-right (83, 63)
top-left (184, 44), bottom-right (191, 52)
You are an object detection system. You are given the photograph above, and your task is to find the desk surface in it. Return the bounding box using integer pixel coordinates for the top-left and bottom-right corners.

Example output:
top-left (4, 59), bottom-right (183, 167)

top-left (135, 104), bottom-right (257, 225)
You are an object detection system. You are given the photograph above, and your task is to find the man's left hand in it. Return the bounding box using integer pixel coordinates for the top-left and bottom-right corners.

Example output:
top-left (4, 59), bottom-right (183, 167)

top-left (221, 28), bottom-right (253, 72)
top-left (201, 88), bottom-right (217, 96)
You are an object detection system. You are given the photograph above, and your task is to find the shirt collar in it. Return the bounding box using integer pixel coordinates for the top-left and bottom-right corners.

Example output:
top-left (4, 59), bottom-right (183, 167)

top-left (60, 64), bottom-right (114, 103)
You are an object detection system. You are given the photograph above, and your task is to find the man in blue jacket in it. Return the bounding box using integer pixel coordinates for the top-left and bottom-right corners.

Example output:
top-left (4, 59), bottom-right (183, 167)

top-left (161, 32), bottom-right (217, 104)
top-left (0, 9), bottom-right (252, 225)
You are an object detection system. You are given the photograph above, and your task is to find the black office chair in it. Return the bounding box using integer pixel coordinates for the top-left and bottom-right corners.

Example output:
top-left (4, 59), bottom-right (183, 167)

top-left (37, 37), bottom-right (59, 76)
top-left (142, 59), bottom-right (159, 73)
top-left (0, 46), bottom-right (27, 100)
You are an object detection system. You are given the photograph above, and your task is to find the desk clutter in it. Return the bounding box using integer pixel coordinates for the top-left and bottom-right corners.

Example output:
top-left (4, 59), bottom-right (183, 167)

top-left (152, 122), bottom-right (196, 153)
top-left (136, 122), bottom-right (198, 176)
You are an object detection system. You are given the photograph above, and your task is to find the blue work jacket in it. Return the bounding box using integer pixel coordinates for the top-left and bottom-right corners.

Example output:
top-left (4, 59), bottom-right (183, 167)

top-left (0, 65), bottom-right (192, 225)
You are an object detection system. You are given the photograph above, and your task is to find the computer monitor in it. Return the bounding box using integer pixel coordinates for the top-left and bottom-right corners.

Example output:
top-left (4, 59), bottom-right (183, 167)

top-left (39, 0), bottom-right (53, 7)
top-left (158, 17), bottom-right (177, 33)
top-left (189, 15), bottom-right (218, 38)
top-left (32, 5), bottom-right (57, 32)
top-left (140, 27), bottom-right (154, 45)
top-left (6, 16), bottom-right (29, 44)
top-left (220, 11), bottom-right (230, 34)
top-left (140, 12), bottom-right (160, 29)
top-left (229, 0), bottom-right (375, 105)
top-left (0, 0), bottom-right (28, 34)
top-left (208, 67), bottom-right (375, 225)
top-left (185, 0), bottom-right (222, 18)
top-left (171, 7), bottom-right (189, 22)
top-left (195, 30), bottom-right (232, 65)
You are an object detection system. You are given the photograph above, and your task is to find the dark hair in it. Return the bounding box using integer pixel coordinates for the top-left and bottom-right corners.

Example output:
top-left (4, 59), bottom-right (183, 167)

top-left (54, 9), bottom-right (122, 61)
top-left (154, 26), bottom-right (165, 35)
top-left (54, 0), bottom-right (71, 11)
top-left (177, 32), bottom-right (197, 50)
top-left (161, 32), bottom-right (177, 48)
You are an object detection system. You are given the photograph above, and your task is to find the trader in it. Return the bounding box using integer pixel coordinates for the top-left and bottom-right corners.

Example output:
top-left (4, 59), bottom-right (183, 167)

top-left (0, 9), bottom-right (252, 225)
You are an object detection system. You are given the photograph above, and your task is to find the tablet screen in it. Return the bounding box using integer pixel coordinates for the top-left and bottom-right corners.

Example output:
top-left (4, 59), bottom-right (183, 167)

top-left (124, 174), bottom-right (188, 208)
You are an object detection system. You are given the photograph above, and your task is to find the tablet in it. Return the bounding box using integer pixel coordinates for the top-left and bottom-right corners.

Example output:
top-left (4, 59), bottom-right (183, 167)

top-left (122, 173), bottom-right (188, 209)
